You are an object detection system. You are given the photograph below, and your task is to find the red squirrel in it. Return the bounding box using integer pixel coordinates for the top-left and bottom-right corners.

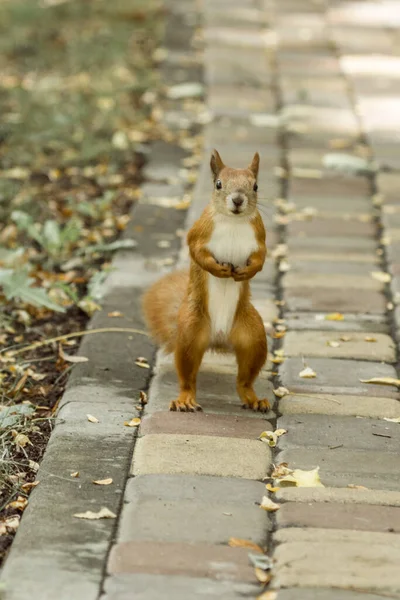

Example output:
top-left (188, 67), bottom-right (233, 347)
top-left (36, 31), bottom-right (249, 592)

top-left (142, 149), bottom-right (269, 413)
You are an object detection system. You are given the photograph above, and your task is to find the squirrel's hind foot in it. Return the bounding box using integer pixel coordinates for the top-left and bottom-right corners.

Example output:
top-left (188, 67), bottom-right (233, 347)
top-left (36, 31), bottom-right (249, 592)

top-left (169, 392), bottom-right (203, 412)
top-left (238, 385), bottom-right (270, 413)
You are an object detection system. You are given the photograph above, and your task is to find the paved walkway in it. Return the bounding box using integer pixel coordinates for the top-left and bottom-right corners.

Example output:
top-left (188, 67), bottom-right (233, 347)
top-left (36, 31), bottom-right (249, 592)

top-left (2, 0), bottom-right (400, 598)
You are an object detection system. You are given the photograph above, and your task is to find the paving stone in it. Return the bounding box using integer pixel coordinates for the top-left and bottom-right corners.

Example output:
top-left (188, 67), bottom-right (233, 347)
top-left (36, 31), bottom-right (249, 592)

top-left (287, 250), bottom-right (378, 264)
top-left (102, 574), bottom-right (259, 600)
top-left (276, 502), bottom-right (400, 533)
top-left (289, 175), bottom-right (370, 198)
top-left (287, 235), bottom-right (376, 254)
top-left (284, 287), bottom-right (386, 314)
top-left (282, 331), bottom-right (396, 362)
top-left (288, 259), bottom-right (377, 276)
top-left (118, 475), bottom-right (269, 544)
top-left (278, 393), bottom-right (400, 419)
top-left (273, 528), bottom-right (400, 594)
top-left (131, 434), bottom-right (271, 479)
top-left (140, 412), bottom-right (271, 439)
top-left (287, 218), bottom-right (375, 238)
top-left (146, 368), bottom-right (275, 418)
top-left (275, 589), bottom-right (390, 600)
top-left (108, 541), bottom-right (255, 582)
top-left (283, 313), bottom-right (389, 334)
top-left (279, 357), bottom-right (400, 398)
top-left (275, 486), bottom-right (400, 507)
top-left (278, 447), bottom-right (400, 491)
top-left (277, 414), bottom-right (400, 453)
top-left (283, 272), bottom-right (383, 292)
top-left (289, 196), bottom-right (372, 216)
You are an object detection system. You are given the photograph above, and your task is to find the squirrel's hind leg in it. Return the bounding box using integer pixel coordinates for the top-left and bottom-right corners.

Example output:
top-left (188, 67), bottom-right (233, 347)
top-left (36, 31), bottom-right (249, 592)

top-left (231, 306), bottom-right (270, 412)
top-left (171, 313), bottom-right (210, 412)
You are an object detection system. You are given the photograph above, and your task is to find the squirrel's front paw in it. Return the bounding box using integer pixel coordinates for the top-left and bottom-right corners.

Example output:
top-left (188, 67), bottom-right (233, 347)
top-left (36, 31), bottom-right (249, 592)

top-left (211, 262), bottom-right (233, 278)
top-left (232, 266), bottom-right (256, 281)
top-left (170, 392), bottom-right (203, 412)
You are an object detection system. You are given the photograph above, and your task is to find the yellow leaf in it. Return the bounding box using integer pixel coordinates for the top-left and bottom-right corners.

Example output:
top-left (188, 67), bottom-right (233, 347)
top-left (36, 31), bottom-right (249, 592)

top-left (93, 478), bottom-right (113, 486)
top-left (70, 472), bottom-right (80, 478)
top-left (87, 414), bottom-right (99, 423)
top-left (6, 496), bottom-right (28, 510)
top-left (360, 377), bottom-right (400, 387)
top-left (257, 592), bottom-right (277, 600)
top-left (371, 271), bottom-right (391, 283)
top-left (260, 496), bottom-right (280, 512)
top-left (12, 432), bottom-right (32, 449)
top-left (270, 463), bottom-right (291, 478)
top-left (325, 313), bottom-right (344, 321)
top-left (59, 344), bottom-right (88, 363)
top-left (299, 366), bottom-right (317, 378)
top-left (364, 336), bottom-right (377, 342)
top-left (255, 567), bottom-right (272, 584)
top-left (135, 357), bottom-right (150, 369)
top-left (265, 483), bottom-right (280, 493)
top-left (108, 311), bottom-right (124, 318)
top-left (140, 391), bottom-right (148, 404)
top-left (384, 417), bottom-right (400, 423)
top-left (275, 466), bottom-right (324, 488)
top-left (327, 340), bottom-right (340, 348)
top-left (348, 484), bottom-right (369, 490)
top-left (273, 387), bottom-right (289, 398)
top-left (228, 537), bottom-right (264, 552)
top-left (124, 418), bottom-right (141, 428)
top-left (259, 431), bottom-right (278, 447)
top-left (340, 335), bottom-right (352, 342)
top-left (73, 507), bottom-right (116, 520)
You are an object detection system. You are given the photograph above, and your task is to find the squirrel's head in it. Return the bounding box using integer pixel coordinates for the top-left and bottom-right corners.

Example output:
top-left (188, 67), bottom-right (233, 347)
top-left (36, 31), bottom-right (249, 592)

top-left (210, 149), bottom-right (259, 218)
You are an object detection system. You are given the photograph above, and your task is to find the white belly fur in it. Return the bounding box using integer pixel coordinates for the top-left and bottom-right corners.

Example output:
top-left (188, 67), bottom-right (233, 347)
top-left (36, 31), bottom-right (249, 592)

top-left (207, 216), bottom-right (258, 340)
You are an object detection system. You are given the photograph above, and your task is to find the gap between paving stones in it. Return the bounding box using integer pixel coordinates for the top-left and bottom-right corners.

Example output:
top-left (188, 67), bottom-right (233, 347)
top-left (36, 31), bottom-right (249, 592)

top-left (0, 2), bottom-right (202, 598)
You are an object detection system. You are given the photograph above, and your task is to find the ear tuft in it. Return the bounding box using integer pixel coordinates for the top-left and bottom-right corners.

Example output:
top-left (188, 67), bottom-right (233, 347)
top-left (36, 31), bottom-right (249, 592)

top-left (210, 149), bottom-right (225, 179)
top-left (248, 152), bottom-right (260, 178)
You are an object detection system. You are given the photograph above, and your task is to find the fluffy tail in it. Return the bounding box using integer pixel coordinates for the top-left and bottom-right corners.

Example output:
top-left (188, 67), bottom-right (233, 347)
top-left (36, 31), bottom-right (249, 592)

top-left (142, 270), bottom-right (188, 353)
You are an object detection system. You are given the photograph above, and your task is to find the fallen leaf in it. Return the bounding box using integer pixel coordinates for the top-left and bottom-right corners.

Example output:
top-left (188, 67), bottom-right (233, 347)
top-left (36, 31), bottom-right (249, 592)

top-left (135, 357), bottom-right (150, 369)
top-left (255, 568), bottom-right (272, 584)
top-left (325, 313), bottom-right (344, 321)
top-left (257, 592), bottom-right (277, 600)
top-left (21, 481), bottom-right (39, 491)
top-left (93, 478), bottom-right (113, 486)
top-left (59, 344), bottom-right (88, 363)
top-left (348, 484), bottom-right (369, 490)
top-left (29, 460), bottom-right (39, 472)
top-left (327, 340), bottom-right (340, 348)
top-left (228, 537), bottom-right (264, 552)
top-left (299, 366), bottom-right (317, 378)
top-left (124, 418), bottom-right (141, 427)
top-left (275, 466), bottom-right (324, 488)
top-left (271, 356), bottom-right (285, 365)
top-left (11, 431), bottom-right (32, 449)
top-left (108, 311), bottom-right (124, 318)
top-left (265, 483), bottom-right (280, 493)
top-left (270, 463), bottom-right (292, 478)
top-left (4, 515), bottom-right (20, 532)
top-left (364, 336), bottom-right (377, 342)
top-left (360, 377), bottom-right (400, 387)
top-left (73, 507), bottom-right (116, 520)
top-left (383, 417), bottom-right (400, 423)
top-left (273, 387), bottom-right (289, 398)
top-left (340, 335), bottom-right (352, 342)
top-left (371, 271), bottom-right (391, 283)
top-left (260, 496), bottom-right (280, 512)
top-left (6, 496), bottom-right (28, 510)
top-left (87, 414), bottom-right (99, 423)
top-left (140, 391), bottom-right (148, 405)
top-left (70, 472), bottom-right (80, 478)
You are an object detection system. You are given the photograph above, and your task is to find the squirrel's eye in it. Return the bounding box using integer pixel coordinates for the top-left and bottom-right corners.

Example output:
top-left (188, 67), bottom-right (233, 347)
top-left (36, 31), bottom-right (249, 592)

top-left (253, 182), bottom-right (258, 192)
top-left (216, 179), bottom-right (222, 190)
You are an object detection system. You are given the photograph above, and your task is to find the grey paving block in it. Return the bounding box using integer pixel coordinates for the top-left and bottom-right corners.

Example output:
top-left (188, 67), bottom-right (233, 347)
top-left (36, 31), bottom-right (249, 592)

top-left (277, 414), bottom-right (400, 453)
top-left (275, 588), bottom-right (393, 600)
top-left (102, 574), bottom-right (260, 600)
top-left (283, 312), bottom-right (389, 334)
top-left (278, 357), bottom-right (400, 398)
top-left (118, 475), bottom-right (269, 544)
top-left (284, 287), bottom-right (386, 314)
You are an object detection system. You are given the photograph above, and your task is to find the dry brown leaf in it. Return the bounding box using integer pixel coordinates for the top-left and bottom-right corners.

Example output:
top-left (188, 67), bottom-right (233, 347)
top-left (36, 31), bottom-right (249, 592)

top-left (140, 390), bottom-right (148, 404)
top-left (11, 431), bottom-right (32, 449)
top-left (135, 357), bottom-right (150, 369)
top-left (124, 418), bottom-right (141, 428)
top-left (255, 567), bottom-right (272, 584)
top-left (299, 366), bottom-right (316, 378)
top-left (228, 537), bottom-right (264, 552)
top-left (340, 335), bottom-right (352, 342)
top-left (87, 414), bottom-right (99, 423)
top-left (21, 481), bottom-right (39, 492)
top-left (6, 496), bottom-right (28, 510)
top-left (364, 336), bottom-right (377, 342)
top-left (257, 592), bottom-right (277, 600)
top-left (93, 478), bottom-right (113, 486)
top-left (70, 472), bottom-right (80, 478)
top-left (348, 484), bottom-right (369, 490)
top-left (271, 463), bottom-right (291, 479)
top-left (4, 515), bottom-right (20, 532)
top-left (360, 377), bottom-right (400, 387)
top-left (108, 311), bottom-right (124, 317)
top-left (265, 483), bottom-right (280, 493)
top-left (73, 507), bottom-right (116, 520)
top-left (325, 313), bottom-right (344, 321)
top-left (59, 344), bottom-right (88, 363)
top-left (273, 386), bottom-right (289, 398)
top-left (260, 496), bottom-right (280, 512)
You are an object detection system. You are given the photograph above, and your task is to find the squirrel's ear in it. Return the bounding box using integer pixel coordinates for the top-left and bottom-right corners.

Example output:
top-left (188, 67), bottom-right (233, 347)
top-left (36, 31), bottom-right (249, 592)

top-left (210, 149), bottom-right (225, 179)
top-left (248, 152), bottom-right (260, 178)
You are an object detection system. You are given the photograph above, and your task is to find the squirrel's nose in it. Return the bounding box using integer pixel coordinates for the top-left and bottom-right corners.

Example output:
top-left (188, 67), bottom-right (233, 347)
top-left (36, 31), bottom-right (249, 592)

top-left (233, 197), bottom-right (244, 207)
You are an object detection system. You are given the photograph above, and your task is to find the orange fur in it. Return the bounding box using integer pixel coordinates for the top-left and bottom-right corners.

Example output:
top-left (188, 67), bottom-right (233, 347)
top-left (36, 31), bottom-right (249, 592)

top-left (142, 150), bottom-right (269, 412)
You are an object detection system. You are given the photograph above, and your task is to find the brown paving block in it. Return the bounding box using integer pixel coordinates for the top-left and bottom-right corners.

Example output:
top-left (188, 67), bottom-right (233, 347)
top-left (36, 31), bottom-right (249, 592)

top-left (140, 412), bottom-right (271, 438)
top-left (288, 218), bottom-right (375, 238)
top-left (108, 541), bottom-right (255, 582)
top-left (282, 330), bottom-right (396, 362)
top-left (284, 287), bottom-right (386, 314)
top-left (277, 502), bottom-right (400, 533)
top-left (132, 434), bottom-right (271, 479)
